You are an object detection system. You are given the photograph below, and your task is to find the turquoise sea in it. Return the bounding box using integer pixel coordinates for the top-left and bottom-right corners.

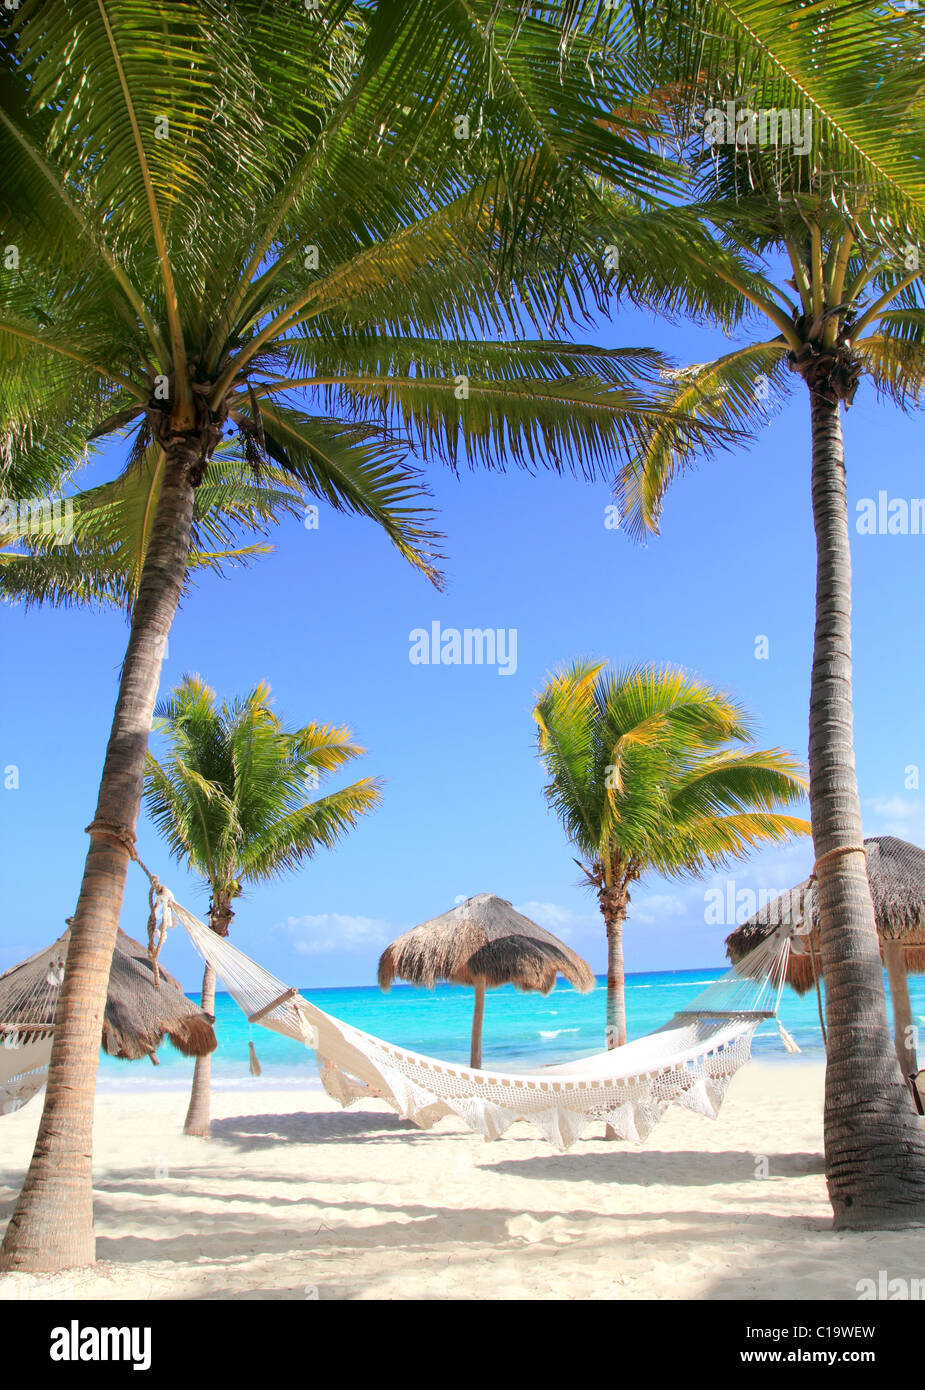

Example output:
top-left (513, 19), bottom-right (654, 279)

top-left (96, 967), bottom-right (925, 1093)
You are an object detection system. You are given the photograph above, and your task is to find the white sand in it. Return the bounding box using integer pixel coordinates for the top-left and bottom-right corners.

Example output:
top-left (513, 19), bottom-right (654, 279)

top-left (0, 1062), bottom-right (922, 1301)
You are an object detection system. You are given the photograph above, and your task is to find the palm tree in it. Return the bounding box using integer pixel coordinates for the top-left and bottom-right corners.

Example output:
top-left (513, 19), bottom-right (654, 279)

top-left (607, 76), bottom-right (925, 1223)
top-left (533, 661), bottom-right (810, 1058)
top-left (0, 1), bottom-right (708, 1270)
top-left (144, 675), bottom-right (380, 1138)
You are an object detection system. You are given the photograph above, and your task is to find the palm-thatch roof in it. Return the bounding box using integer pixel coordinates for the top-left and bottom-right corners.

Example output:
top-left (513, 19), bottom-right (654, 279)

top-left (378, 893), bottom-right (596, 994)
top-left (0, 928), bottom-right (216, 1060)
top-left (726, 836), bottom-right (925, 994)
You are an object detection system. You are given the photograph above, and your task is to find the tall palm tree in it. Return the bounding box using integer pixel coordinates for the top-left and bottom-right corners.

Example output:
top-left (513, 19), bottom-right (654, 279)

top-left (144, 676), bottom-right (381, 1138)
top-left (534, 661), bottom-right (810, 1056)
top-left (0, 1), bottom-right (708, 1270)
top-left (607, 69), bottom-right (925, 1224)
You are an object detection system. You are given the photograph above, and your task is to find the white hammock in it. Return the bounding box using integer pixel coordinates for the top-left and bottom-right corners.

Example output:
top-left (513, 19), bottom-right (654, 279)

top-left (173, 900), bottom-right (795, 1150)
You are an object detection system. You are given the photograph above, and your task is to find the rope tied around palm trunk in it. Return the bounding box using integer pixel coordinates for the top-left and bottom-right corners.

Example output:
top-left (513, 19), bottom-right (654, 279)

top-left (85, 819), bottom-right (174, 987)
top-left (812, 843), bottom-right (867, 874)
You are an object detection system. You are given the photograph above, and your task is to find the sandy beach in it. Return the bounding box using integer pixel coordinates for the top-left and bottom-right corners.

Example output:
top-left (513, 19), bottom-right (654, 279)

top-left (0, 1061), bottom-right (921, 1301)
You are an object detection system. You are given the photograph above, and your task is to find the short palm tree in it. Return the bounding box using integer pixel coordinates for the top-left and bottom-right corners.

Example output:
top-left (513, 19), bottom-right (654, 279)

top-left (533, 661), bottom-right (810, 1054)
top-left (144, 675), bottom-right (382, 1138)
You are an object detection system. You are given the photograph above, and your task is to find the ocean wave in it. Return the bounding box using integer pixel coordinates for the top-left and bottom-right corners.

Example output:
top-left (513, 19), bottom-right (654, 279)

top-left (96, 1073), bottom-right (324, 1095)
top-left (539, 1028), bottom-right (580, 1039)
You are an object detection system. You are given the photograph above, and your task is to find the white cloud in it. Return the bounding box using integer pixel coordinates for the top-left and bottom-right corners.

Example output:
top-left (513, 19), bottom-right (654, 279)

top-left (698, 838), bottom-right (815, 910)
top-left (278, 912), bottom-right (391, 956)
top-left (514, 900), bottom-right (599, 939)
top-left (865, 795), bottom-right (925, 840)
top-left (632, 892), bottom-right (686, 926)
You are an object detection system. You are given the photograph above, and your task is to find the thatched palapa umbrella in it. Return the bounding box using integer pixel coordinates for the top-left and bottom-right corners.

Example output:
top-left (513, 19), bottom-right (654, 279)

top-left (726, 836), bottom-right (925, 1077)
top-left (0, 928), bottom-right (216, 1062)
top-left (377, 893), bottom-right (595, 1069)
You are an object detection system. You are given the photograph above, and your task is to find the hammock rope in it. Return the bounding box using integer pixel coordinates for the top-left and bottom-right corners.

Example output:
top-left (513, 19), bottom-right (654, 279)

top-left (0, 844), bottom-right (177, 1114)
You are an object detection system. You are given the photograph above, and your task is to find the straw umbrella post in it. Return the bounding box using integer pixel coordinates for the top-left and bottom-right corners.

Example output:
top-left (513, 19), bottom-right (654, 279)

top-left (726, 836), bottom-right (925, 1078)
top-left (377, 893), bottom-right (595, 1068)
top-left (0, 928), bottom-right (217, 1064)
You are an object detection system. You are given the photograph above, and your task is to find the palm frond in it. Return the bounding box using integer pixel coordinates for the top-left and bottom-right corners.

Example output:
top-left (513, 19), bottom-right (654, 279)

top-left (616, 338), bottom-right (792, 540)
top-left (856, 310), bottom-right (925, 406)
top-left (232, 401), bottom-right (445, 588)
top-left (635, 0), bottom-right (925, 225)
top-left (534, 658), bottom-right (808, 883)
top-left (145, 674), bottom-right (381, 896)
top-left (0, 442), bottom-right (304, 611)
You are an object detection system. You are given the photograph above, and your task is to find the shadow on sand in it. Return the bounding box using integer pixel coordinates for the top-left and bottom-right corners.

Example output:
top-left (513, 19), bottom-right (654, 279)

top-left (209, 1108), bottom-right (435, 1149)
top-left (480, 1149), bottom-right (826, 1187)
top-left (0, 1107), bottom-right (833, 1301)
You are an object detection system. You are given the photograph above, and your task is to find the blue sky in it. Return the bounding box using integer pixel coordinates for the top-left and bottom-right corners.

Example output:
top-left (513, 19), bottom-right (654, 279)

top-left (2, 303), bottom-right (924, 989)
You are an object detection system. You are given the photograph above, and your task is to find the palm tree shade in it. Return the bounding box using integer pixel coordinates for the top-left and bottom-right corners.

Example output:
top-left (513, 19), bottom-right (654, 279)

top-left (144, 675), bottom-right (382, 1136)
top-left (378, 894), bottom-right (595, 1069)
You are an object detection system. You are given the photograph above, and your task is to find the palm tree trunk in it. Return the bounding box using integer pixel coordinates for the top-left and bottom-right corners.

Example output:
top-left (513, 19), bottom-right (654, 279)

top-left (184, 962), bottom-right (216, 1136)
top-left (470, 980), bottom-right (485, 1069)
top-left (605, 907), bottom-right (627, 1050)
top-left (602, 893), bottom-right (628, 1141)
top-left (0, 437), bottom-right (201, 1272)
top-left (183, 892), bottom-right (233, 1137)
top-left (807, 388), bottom-right (925, 1230)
